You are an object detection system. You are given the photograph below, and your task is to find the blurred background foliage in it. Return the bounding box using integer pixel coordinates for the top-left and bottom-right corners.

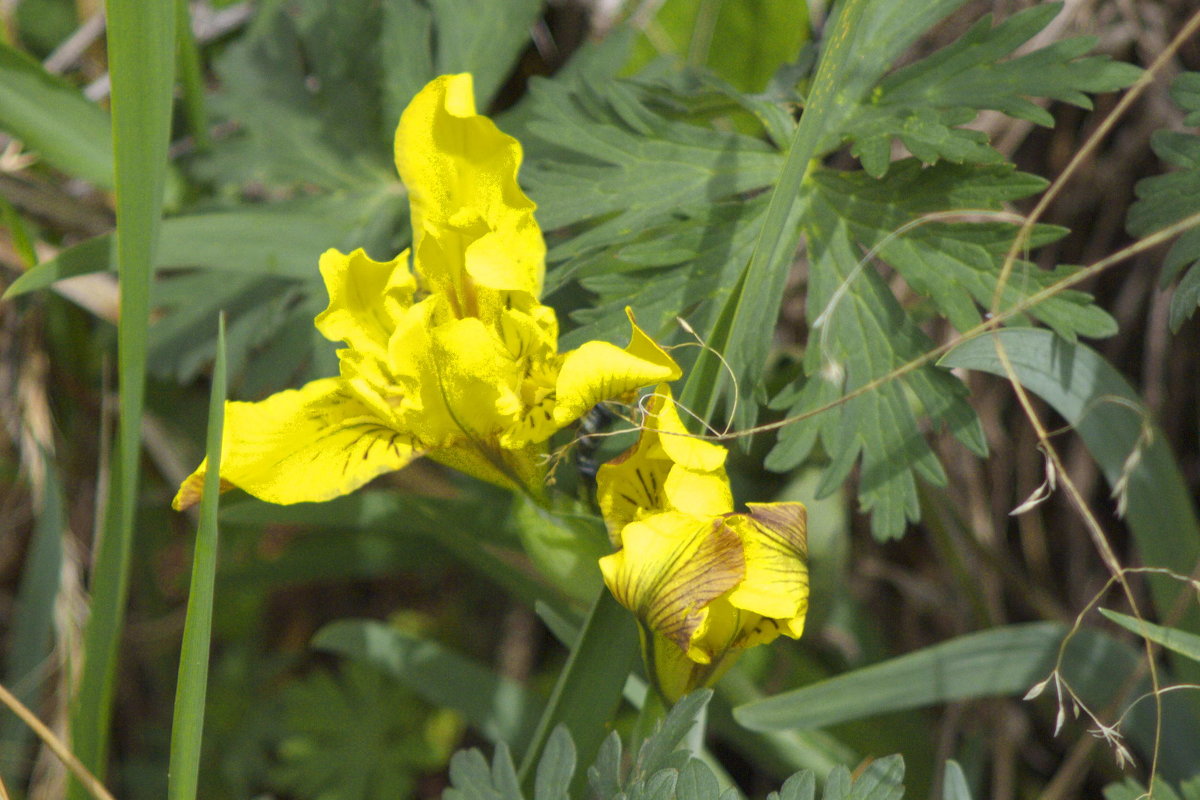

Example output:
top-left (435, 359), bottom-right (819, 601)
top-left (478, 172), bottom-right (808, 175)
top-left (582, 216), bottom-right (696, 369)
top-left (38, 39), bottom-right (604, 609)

top-left (2, 0), bottom-right (1200, 799)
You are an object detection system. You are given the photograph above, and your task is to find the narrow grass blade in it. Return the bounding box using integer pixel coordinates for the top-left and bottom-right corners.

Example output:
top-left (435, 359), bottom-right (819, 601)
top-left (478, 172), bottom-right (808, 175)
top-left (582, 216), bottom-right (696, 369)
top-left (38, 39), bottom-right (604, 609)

top-left (0, 41), bottom-right (113, 188)
top-left (517, 589), bottom-right (638, 797)
top-left (940, 330), bottom-right (1200, 649)
top-left (313, 619), bottom-right (540, 749)
top-left (680, 0), bottom-right (870, 431)
top-left (167, 316), bottom-right (226, 800)
top-left (69, 0), bottom-right (176, 793)
top-left (174, 0), bottom-right (211, 150)
top-left (0, 454), bottom-right (65, 786)
top-left (1100, 609), bottom-right (1200, 664)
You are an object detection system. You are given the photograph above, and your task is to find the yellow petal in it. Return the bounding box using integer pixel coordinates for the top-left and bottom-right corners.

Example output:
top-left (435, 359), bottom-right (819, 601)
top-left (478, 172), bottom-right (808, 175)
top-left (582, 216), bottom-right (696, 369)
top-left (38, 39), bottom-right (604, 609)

top-left (428, 316), bottom-right (520, 438)
top-left (646, 384), bottom-right (727, 474)
top-left (395, 74), bottom-right (543, 302)
top-left (172, 378), bottom-right (418, 510)
top-left (315, 247), bottom-right (415, 353)
top-left (599, 512), bottom-right (744, 653)
top-left (662, 467), bottom-right (733, 519)
top-left (595, 437), bottom-right (667, 542)
top-left (553, 311), bottom-right (682, 427)
top-left (726, 502), bottom-right (809, 625)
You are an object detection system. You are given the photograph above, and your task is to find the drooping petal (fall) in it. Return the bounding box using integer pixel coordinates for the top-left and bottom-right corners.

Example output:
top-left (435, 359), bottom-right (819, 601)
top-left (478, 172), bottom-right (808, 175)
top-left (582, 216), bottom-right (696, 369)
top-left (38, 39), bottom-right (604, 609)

top-left (598, 512), bottom-right (744, 653)
top-left (554, 310), bottom-right (681, 427)
top-left (172, 378), bottom-right (419, 510)
top-left (727, 503), bottom-right (809, 635)
top-left (394, 73), bottom-right (544, 303)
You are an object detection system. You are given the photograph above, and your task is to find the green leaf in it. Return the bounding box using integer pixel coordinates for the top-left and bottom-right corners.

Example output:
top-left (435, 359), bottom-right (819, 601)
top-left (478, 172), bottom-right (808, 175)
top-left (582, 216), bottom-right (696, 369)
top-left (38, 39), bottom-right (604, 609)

top-left (846, 755), bottom-right (905, 800)
top-left (843, 5), bottom-right (1141, 175)
top-left (511, 497), bottom-right (608, 604)
top-left (525, 78), bottom-right (782, 245)
top-left (736, 623), bottom-right (1067, 730)
top-left (681, 0), bottom-right (870, 430)
top-left (428, 0), bottom-right (541, 109)
top-left (1100, 609), bottom-right (1200, 665)
top-left (624, 0), bottom-right (810, 93)
top-left (1128, 72), bottom-right (1200, 331)
top-left (168, 315), bottom-right (227, 800)
top-left (637, 689), bottom-right (712, 776)
top-left (534, 727), bottom-right (576, 800)
top-left (313, 619), bottom-right (539, 749)
top-left (941, 761), bottom-right (973, 800)
top-left (200, 0), bottom-right (393, 191)
top-left (69, 1), bottom-right (176, 794)
top-left (0, 40), bottom-right (113, 187)
top-left (767, 190), bottom-right (983, 539)
top-left (733, 621), bottom-right (1200, 776)
top-left (517, 590), bottom-right (639, 797)
top-left (806, 162), bottom-right (1113, 338)
top-left (767, 159), bottom-right (1114, 539)
top-left (940, 330), bottom-right (1200, 653)
top-left (268, 660), bottom-right (458, 800)
top-left (5, 192), bottom-right (402, 298)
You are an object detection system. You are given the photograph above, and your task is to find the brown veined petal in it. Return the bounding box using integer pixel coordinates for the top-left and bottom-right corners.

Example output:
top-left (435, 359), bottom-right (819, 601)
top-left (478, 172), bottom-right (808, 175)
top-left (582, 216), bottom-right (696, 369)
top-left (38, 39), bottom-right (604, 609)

top-left (598, 512), bottom-right (744, 654)
top-left (725, 502), bottom-right (809, 626)
top-left (173, 378), bottom-right (419, 510)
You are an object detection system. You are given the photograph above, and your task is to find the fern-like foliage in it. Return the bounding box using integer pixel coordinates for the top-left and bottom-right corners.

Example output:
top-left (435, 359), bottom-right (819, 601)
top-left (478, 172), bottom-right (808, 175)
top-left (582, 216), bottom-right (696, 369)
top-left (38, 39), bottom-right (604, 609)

top-left (522, 1), bottom-right (1137, 538)
top-left (1127, 72), bottom-right (1200, 331)
top-left (442, 691), bottom-right (911, 800)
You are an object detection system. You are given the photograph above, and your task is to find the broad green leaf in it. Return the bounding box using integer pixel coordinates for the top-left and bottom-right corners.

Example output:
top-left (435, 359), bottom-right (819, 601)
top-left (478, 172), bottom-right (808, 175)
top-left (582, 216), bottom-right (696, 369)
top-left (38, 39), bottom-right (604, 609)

top-left (734, 622), bottom-right (1200, 778)
top-left (624, 0), bottom-right (810, 93)
top-left (168, 316), bottom-right (227, 800)
top-left (313, 619), bottom-right (539, 749)
top-left (0, 41), bottom-right (113, 187)
top-left (1100, 609), bottom-right (1200, 665)
top-left (512, 498), bottom-right (607, 604)
top-left (767, 159), bottom-right (1114, 539)
top-left (69, 1), bottom-right (175, 793)
top-left (843, 5), bottom-right (1141, 176)
top-left (5, 192), bottom-right (404, 298)
top-left (0, 452), bottom-right (64, 786)
top-left (1128, 72), bottom-right (1200, 330)
top-left (940, 330), bottom-right (1200, 652)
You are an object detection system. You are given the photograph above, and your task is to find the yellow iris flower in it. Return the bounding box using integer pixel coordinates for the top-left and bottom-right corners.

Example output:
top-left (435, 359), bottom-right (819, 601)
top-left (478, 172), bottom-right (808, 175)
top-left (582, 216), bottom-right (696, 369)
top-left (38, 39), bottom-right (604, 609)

top-left (174, 74), bottom-right (680, 510)
top-left (596, 385), bottom-right (808, 702)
